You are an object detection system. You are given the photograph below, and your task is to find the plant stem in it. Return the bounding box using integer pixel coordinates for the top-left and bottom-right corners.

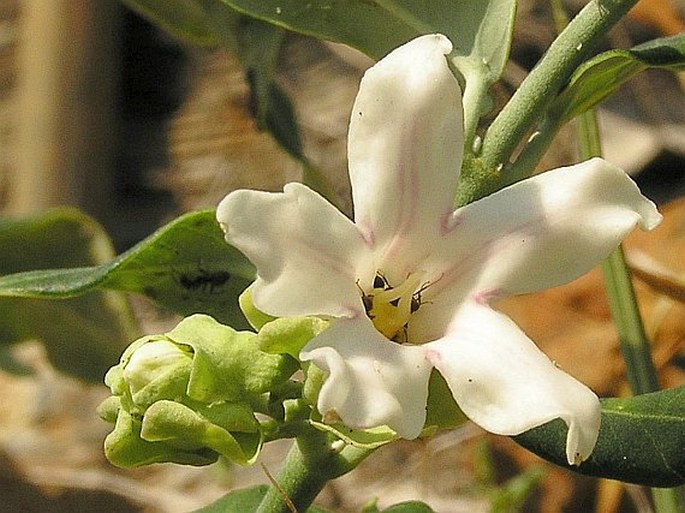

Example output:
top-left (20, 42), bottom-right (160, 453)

top-left (577, 110), bottom-right (659, 393)
top-left (478, 0), bottom-right (638, 180)
top-left (255, 431), bottom-right (371, 513)
top-left (652, 487), bottom-right (685, 513)
top-left (600, 245), bottom-right (659, 393)
top-left (578, 107), bottom-right (685, 513)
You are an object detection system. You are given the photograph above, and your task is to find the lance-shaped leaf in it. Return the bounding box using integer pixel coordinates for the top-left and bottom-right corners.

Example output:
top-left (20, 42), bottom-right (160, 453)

top-left (0, 210), bottom-right (256, 329)
top-left (0, 208), bottom-right (136, 381)
top-left (219, 0), bottom-right (514, 65)
top-left (219, 0), bottom-right (417, 59)
top-left (514, 386), bottom-right (685, 487)
top-left (551, 32), bottom-right (685, 124)
top-left (218, 0), bottom-right (517, 142)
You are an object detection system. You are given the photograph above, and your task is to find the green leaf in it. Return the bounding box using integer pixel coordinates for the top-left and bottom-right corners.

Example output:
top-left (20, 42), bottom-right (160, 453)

top-left (126, 0), bottom-right (518, 179)
top-left (219, 0), bottom-right (416, 59)
top-left (209, 1), bottom-right (518, 198)
top-left (630, 32), bottom-right (685, 68)
top-left (0, 208), bottom-right (136, 381)
top-left (218, 0), bottom-right (517, 139)
top-left (552, 32), bottom-right (685, 123)
top-left (220, 0), bottom-right (514, 65)
top-left (191, 484), bottom-right (333, 512)
top-left (223, 0), bottom-right (517, 116)
top-left (121, 0), bottom-right (219, 45)
top-left (514, 387), bottom-right (685, 487)
top-left (0, 210), bottom-right (255, 329)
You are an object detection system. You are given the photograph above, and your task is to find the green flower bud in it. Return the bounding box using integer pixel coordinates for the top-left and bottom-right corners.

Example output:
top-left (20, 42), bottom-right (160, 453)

top-left (123, 340), bottom-right (191, 397)
top-left (99, 314), bottom-right (298, 468)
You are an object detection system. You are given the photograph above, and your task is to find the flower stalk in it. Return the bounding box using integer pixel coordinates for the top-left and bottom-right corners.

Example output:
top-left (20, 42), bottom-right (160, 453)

top-left (601, 244), bottom-right (659, 394)
top-left (256, 430), bottom-right (371, 513)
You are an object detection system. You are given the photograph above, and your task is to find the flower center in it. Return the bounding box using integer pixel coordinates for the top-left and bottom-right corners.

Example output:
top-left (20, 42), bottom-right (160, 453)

top-left (361, 273), bottom-right (425, 343)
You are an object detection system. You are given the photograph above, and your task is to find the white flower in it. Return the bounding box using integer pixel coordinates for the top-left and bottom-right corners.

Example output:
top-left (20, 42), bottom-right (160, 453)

top-left (217, 34), bottom-right (661, 465)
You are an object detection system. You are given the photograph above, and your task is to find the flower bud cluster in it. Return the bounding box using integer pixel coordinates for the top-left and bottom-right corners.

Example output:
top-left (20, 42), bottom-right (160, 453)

top-left (99, 314), bottom-right (297, 467)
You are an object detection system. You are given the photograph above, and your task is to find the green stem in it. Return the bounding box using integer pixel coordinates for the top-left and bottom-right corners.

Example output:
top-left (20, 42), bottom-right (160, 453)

top-left (499, 0), bottom-right (569, 186)
top-left (255, 430), bottom-right (372, 513)
top-left (500, 116), bottom-right (561, 187)
top-left (652, 487), bottom-right (685, 513)
top-left (478, 0), bottom-right (638, 179)
top-left (601, 246), bottom-right (659, 393)
top-left (577, 110), bottom-right (659, 393)
top-left (578, 105), bottom-right (684, 513)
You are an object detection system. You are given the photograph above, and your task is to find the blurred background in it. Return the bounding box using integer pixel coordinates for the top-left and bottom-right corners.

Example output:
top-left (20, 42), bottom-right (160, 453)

top-left (0, 1), bottom-right (683, 512)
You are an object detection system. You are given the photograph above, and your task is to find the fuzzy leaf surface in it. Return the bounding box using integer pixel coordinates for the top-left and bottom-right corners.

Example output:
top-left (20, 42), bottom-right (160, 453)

top-left (552, 33), bottom-right (685, 123)
top-left (515, 387), bottom-right (685, 487)
top-left (0, 210), bottom-right (255, 329)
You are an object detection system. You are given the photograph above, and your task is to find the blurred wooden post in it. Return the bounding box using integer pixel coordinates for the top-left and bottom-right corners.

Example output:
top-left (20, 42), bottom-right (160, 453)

top-left (8, 0), bottom-right (119, 216)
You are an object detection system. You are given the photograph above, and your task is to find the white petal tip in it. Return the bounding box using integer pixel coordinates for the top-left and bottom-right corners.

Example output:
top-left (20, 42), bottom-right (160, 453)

top-left (639, 208), bottom-right (663, 232)
top-left (584, 157), bottom-right (662, 233)
top-left (564, 404), bottom-right (601, 466)
top-left (420, 33), bottom-right (453, 55)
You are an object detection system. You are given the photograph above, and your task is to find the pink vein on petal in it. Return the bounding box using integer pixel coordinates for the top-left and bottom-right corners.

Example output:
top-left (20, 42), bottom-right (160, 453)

top-left (356, 222), bottom-right (376, 247)
top-left (472, 288), bottom-right (505, 305)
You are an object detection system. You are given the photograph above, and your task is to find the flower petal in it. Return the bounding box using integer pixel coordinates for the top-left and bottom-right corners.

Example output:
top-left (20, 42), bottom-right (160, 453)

top-left (425, 301), bottom-right (600, 465)
top-left (348, 34), bottom-right (464, 281)
top-left (216, 183), bottom-right (368, 318)
top-left (427, 158), bottom-right (661, 301)
top-left (300, 317), bottom-right (433, 439)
